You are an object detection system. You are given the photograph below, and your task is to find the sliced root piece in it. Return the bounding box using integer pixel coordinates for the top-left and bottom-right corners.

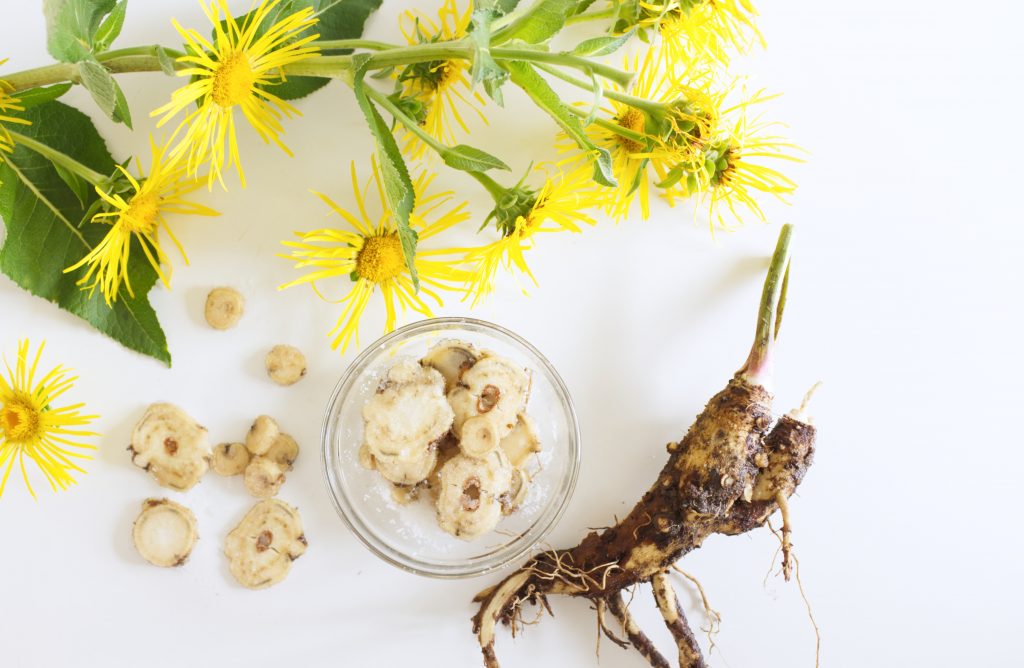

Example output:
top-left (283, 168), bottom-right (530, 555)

top-left (499, 468), bottom-right (528, 515)
top-left (204, 287), bottom-right (244, 330)
top-left (606, 591), bottom-right (670, 668)
top-left (436, 450), bottom-right (513, 540)
top-left (460, 415), bottom-right (500, 457)
top-left (651, 572), bottom-right (707, 668)
top-left (224, 499), bottom-right (307, 590)
top-left (246, 415), bottom-right (280, 455)
top-left (244, 456), bottom-right (285, 499)
top-left (421, 339), bottom-right (479, 392)
top-left (266, 433), bottom-right (299, 471)
top-left (499, 414), bottom-right (542, 468)
top-left (449, 356), bottom-right (531, 439)
top-left (129, 403), bottom-right (211, 491)
top-left (265, 344), bottom-right (307, 386)
top-left (212, 442), bottom-right (250, 476)
top-left (132, 498), bottom-right (198, 568)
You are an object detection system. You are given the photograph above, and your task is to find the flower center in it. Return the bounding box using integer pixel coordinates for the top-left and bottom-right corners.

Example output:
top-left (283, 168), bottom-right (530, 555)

top-left (616, 108), bottom-right (647, 154)
top-left (0, 396), bottom-right (40, 443)
top-left (122, 192), bottom-right (161, 233)
top-left (401, 59), bottom-right (458, 94)
top-left (211, 52), bottom-right (256, 108)
top-left (356, 234), bottom-right (406, 283)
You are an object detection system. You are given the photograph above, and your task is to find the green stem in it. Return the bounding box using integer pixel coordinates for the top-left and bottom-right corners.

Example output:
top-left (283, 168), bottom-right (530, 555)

top-left (468, 171), bottom-right (509, 203)
top-left (491, 47), bottom-right (632, 87)
top-left (97, 45), bottom-right (186, 61)
top-left (364, 86), bottom-right (447, 155)
top-left (739, 224), bottom-right (793, 385)
top-left (564, 104), bottom-right (647, 142)
top-left (7, 129), bottom-right (108, 186)
top-left (311, 39), bottom-right (400, 51)
top-left (566, 7), bottom-right (617, 24)
top-left (534, 62), bottom-right (666, 115)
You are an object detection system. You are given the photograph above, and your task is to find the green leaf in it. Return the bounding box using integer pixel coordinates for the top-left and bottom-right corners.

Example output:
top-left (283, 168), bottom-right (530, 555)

top-left (350, 60), bottom-right (419, 288)
top-left (494, 0), bottom-right (577, 45)
top-left (155, 46), bottom-right (177, 76)
top-left (443, 145), bottom-right (511, 173)
top-left (570, 31), bottom-right (634, 57)
top-left (479, 0), bottom-right (522, 13)
top-left (43, 0), bottom-right (118, 62)
top-left (93, 0), bottom-right (127, 52)
top-left (77, 56), bottom-right (132, 128)
top-left (469, 9), bottom-right (509, 105)
top-left (0, 101), bottom-right (171, 365)
top-left (52, 163), bottom-right (91, 206)
top-left (505, 61), bottom-right (616, 187)
top-left (14, 84), bottom-right (73, 109)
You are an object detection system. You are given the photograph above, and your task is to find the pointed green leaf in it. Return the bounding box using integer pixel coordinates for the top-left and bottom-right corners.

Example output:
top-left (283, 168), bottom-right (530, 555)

top-left (570, 31), bottom-right (634, 57)
top-left (443, 144), bottom-right (511, 172)
top-left (14, 83), bottom-right (73, 109)
top-left (93, 0), bottom-right (127, 52)
top-left (493, 0), bottom-right (576, 45)
top-left (43, 0), bottom-right (118, 62)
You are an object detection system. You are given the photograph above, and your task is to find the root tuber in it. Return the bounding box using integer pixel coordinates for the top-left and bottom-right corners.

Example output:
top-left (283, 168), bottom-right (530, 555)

top-left (470, 225), bottom-right (818, 668)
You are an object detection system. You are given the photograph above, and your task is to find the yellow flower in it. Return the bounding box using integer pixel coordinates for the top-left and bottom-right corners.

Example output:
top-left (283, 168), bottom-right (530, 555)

top-left (647, 0), bottom-right (764, 67)
top-left (0, 340), bottom-right (98, 499)
top-left (397, 0), bottom-right (485, 158)
top-left (64, 138), bottom-right (219, 305)
top-left (152, 0), bottom-right (320, 187)
top-left (0, 59), bottom-right (31, 156)
top-left (463, 165), bottom-right (595, 306)
top-left (280, 160), bottom-right (470, 352)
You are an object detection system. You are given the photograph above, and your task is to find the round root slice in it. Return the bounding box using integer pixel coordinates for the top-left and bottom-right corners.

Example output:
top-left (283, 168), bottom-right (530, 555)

top-left (204, 287), bottom-right (245, 330)
top-left (265, 433), bottom-right (299, 471)
top-left (500, 468), bottom-right (529, 515)
top-left (265, 345), bottom-right (307, 386)
top-left (421, 340), bottom-right (479, 392)
top-left (499, 414), bottom-right (542, 468)
top-left (436, 450), bottom-right (514, 540)
top-left (460, 415), bottom-right (500, 457)
top-left (132, 498), bottom-right (199, 568)
top-left (449, 355), bottom-right (531, 440)
top-left (246, 415), bottom-right (280, 455)
top-left (212, 442), bottom-right (250, 476)
top-left (372, 445), bottom-right (438, 486)
top-left (225, 499), bottom-right (308, 590)
top-left (129, 403), bottom-right (211, 491)
top-left (244, 456), bottom-right (286, 499)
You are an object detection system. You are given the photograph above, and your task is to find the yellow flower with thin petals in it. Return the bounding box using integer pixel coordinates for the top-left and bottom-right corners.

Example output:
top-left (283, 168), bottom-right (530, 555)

top-left (152, 0), bottom-right (320, 187)
top-left (64, 138), bottom-right (219, 305)
top-left (280, 160), bottom-right (471, 352)
top-left (645, 0), bottom-right (764, 67)
top-left (463, 165), bottom-right (595, 306)
top-left (397, 0), bottom-right (485, 158)
top-left (1, 59), bottom-right (31, 157)
top-left (0, 340), bottom-right (98, 499)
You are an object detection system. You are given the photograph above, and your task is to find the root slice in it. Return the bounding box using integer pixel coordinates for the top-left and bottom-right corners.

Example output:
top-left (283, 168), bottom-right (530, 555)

top-left (606, 592), bottom-right (670, 668)
top-left (132, 498), bottom-right (198, 567)
top-left (652, 573), bottom-right (708, 668)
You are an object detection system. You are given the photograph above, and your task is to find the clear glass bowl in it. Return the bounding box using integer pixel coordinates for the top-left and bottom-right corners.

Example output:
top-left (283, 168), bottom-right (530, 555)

top-left (321, 317), bottom-right (581, 578)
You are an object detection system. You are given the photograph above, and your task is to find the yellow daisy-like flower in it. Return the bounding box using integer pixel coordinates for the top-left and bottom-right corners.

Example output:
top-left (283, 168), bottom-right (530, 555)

top-left (647, 0), bottom-right (764, 67)
top-left (0, 340), bottom-right (98, 499)
top-left (152, 0), bottom-right (320, 188)
top-left (463, 165), bottom-right (596, 306)
top-left (397, 0), bottom-right (485, 158)
top-left (64, 138), bottom-right (219, 305)
top-left (1, 59), bottom-right (31, 156)
top-left (280, 160), bottom-right (471, 352)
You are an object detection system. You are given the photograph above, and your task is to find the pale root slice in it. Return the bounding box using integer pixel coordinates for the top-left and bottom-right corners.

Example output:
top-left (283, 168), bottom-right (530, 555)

top-left (244, 456), bottom-right (285, 499)
top-left (371, 446), bottom-right (438, 486)
top-left (224, 499), bottom-right (307, 590)
top-left (500, 414), bottom-right (542, 468)
top-left (500, 468), bottom-right (529, 515)
top-left (212, 442), bottom-right (250, 476)
top-left (132, 498), bottom-right (198, 567)
top-left (436, 450), bottom-right (514, 540)
top-left (205, 287), bottom-right (245, 330)
top-left (265, 433), bottom-right (299, 471)
top-left (246, 415), bottom-right (279, 455)
top-left (265, 345), bottom-right (307, 386)
top-left (448, 355), bottom-right (531, 440)
top-left (460, 415), bottom-right (500, 457)
top-left (421, 340), bottom-right (480, 392)
top-left (129, 403), bottom-right (211, 491)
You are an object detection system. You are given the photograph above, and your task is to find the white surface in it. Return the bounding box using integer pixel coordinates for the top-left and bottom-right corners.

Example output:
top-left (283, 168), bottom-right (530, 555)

top-left (1, 1), bottom-right (1022, 666)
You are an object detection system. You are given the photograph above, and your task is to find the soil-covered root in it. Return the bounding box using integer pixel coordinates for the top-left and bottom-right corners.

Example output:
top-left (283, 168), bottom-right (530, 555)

top-left (244, 456), bottom-right (286, 498)
top-left (265, 344), bottom-right (307, 386)
top-left (132, 498), bottom-right (199, 567)
top-left (225, 499), bottom-right (307, 589)
top-left (129, 403), bottom-right (211, 490)
top-left (212, 442), bottom-right (250, 476)
top-left (265, 433), bottom-right (299, 471)
top-left (246, 415), bottom-right (279, 455)
top-left (204, 287), bottom-right (245, 330)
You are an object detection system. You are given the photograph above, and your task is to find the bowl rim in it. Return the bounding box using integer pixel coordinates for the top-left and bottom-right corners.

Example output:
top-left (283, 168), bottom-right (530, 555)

top-left (320, 316), bottom-right (581, 579)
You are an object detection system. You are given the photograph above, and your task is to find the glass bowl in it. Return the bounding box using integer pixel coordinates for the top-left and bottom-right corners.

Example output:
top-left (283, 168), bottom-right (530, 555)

top-left (321, 317), bottom-right (581, 578)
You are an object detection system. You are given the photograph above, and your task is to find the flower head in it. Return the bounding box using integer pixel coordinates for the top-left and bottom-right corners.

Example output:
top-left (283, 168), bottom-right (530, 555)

top-left (0, 59), bottom-right (31, 156)
top-left (0, 340), bottom-right (98, 499)
top-left (646, 0), bottom-right (764, 67)
top-left (152, 0), bottom-right (320, 187)
top-left (396, 0), bottom-right (485, 158)
top-left (463, 165), bottom-right (596, 305)
top-left (280, 160), bottom-right (471, 352)
top-left (64, 138), bottom-right (219, 305)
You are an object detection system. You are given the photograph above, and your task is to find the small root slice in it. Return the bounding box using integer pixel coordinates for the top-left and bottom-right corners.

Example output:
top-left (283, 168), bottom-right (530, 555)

top-left (671, 565), bottom-right (722, 653)
top-left (651, 572), bottom-right (708, 668)
top-left (132, 498), bottom-right (198, 568)
top-left (605, 592), bottom-right (670, 668)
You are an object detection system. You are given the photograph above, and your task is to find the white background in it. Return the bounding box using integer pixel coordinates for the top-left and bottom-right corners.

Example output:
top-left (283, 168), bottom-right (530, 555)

top-left (1, 1), bottom-right (1022, 666)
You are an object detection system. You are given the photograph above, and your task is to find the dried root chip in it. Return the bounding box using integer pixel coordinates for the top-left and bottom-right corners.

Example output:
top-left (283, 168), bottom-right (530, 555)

top-left (244, 456), bottom-right (285, 499)
top-left (265, 433), bottom-right (299, 471)
top-left (246, 415), bottom-right (279, 455)
top-left (436, 450), bottom-right (514, 540)
top-left (362, 359), bottom-right (453, 485)
top-left (265, 345), bottom-right (307, 386)
top-left (212, 442), bottom-right (250, 476)
top-left (225, 499), bottom-right (307, 590)
top-left (129, 403), bottom-right (211, 491)
top-left (421, 340), bottom-right (479, 392)
top-left (205, 287), bottom-right (245, 330)
top-left (449, 355), bottom-right (531, 439)
top-left (459, 415), bottom-right (500, 457)
top-left (132, 498), bottom-right (198, 567)
top-left (500, 414), bottom-right (542, 468)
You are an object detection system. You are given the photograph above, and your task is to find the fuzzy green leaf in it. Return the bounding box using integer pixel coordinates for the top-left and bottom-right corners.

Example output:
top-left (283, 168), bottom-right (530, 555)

top-left (570, 31), bottom-right (634, 57)
top-left (43, 0), bottom-right (118, 62)
top-left (14, 84), bottom-right (73, 109)
top-left (155, 46), bottom-right (177, 76)
top-left (0, 102), bottom-right (170, 365)
top-left (469, 8), bottom-right (509, 104)
top-left (77, 56), bottom-right (132, 128)
top-left (93, 0), bottom-right (127, 52)
top-left (494, 0), bottom-right (577, 45)
top-left (443, 144), bottom-right (511, 173)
